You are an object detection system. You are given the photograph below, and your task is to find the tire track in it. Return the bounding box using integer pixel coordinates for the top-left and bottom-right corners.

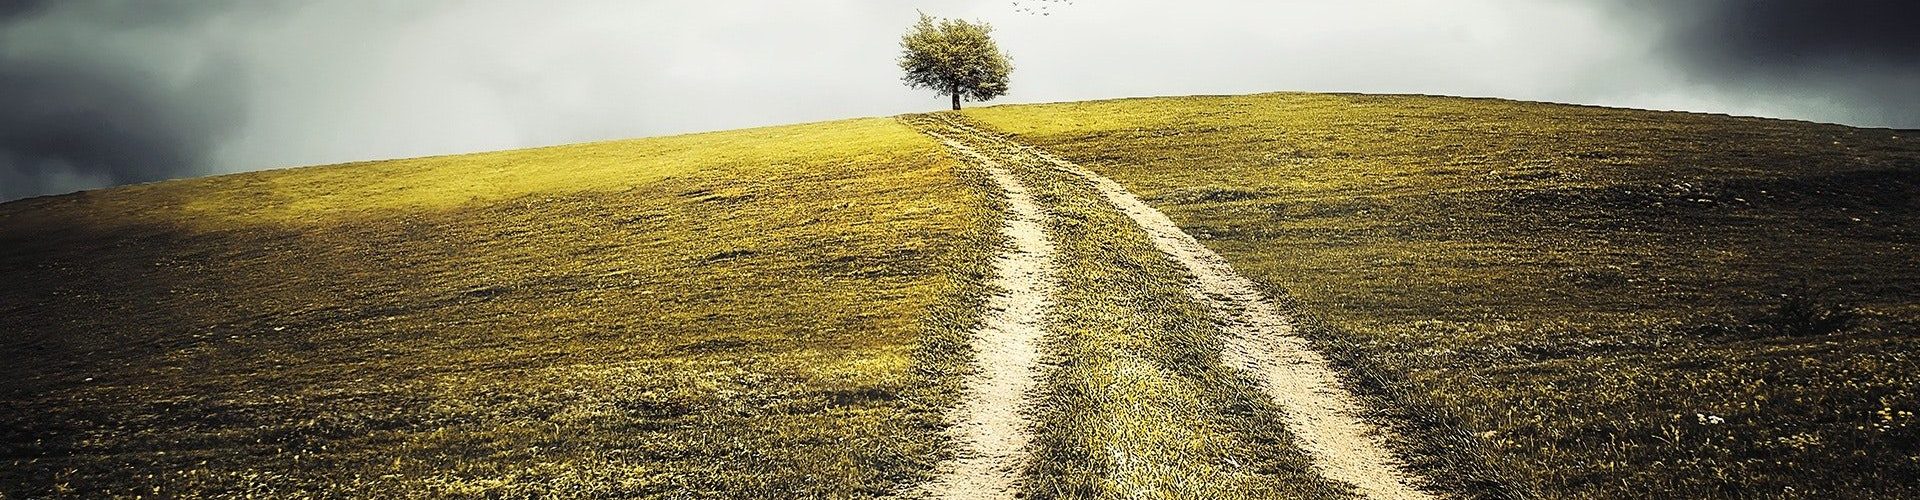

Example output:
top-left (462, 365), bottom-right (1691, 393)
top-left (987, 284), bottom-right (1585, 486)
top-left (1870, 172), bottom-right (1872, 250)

top-left (932, 114), bottom-right (1438, 499)
top-left (908, 120), bottom-right (1058, 500)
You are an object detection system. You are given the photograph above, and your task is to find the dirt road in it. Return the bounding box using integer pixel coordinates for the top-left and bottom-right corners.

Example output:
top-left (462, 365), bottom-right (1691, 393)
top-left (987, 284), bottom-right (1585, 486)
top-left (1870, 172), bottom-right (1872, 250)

top-left (910, 127), bottom-right (1060, 500)
top-left (906, 113), bottom-right (1436, 499)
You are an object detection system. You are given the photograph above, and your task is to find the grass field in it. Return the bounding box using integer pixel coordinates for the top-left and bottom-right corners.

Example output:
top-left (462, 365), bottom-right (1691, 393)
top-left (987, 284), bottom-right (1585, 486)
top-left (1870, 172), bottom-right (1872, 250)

top-left (0, 119), bottom-right (1000, 496)
top-left (5, 91), bottom-right (1917, 498)
top-left (964, 93), bottom-right (1920, 498)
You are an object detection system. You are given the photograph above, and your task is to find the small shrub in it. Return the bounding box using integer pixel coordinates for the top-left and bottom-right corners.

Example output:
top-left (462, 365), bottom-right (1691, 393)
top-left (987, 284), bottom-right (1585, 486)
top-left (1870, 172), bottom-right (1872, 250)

top-left (1681, 287), bottom-right (1860, 339)
top-left (1761, 289), bottom-right (1859, 337)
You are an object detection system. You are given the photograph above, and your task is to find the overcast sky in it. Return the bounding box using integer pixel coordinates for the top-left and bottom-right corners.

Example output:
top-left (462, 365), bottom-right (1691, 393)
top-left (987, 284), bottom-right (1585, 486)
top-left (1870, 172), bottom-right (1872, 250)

top-left (2, 0), bottom-right (1916, 201)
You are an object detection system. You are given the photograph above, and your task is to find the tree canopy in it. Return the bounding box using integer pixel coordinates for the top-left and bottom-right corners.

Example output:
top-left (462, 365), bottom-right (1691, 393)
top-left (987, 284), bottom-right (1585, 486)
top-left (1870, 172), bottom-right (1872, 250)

top-left (898, 14), bottom-right (1012, 110)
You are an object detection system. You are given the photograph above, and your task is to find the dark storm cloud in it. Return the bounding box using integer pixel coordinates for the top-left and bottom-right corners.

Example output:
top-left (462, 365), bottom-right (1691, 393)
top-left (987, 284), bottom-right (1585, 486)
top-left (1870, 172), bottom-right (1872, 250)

top-left (0, 0), bottom-right (247, 200)
top-left (1617, 0), bottom-right (1920, 128)
top-left (1675, 0), bottom-right (1920, 69)
top-left (0, 0), bottom-right (48, 19)
top-left (0, 61), bottom-right (198, 199)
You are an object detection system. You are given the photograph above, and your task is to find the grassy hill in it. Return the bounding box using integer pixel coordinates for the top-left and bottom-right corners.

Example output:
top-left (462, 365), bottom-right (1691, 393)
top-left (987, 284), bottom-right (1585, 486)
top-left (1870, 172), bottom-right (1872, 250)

top-left (965, 93), bottom-right (1920, 498)
top-left (0, 119), bottom-right (1000, 496)
top-left (3, 92), bottom-right (1916, 498)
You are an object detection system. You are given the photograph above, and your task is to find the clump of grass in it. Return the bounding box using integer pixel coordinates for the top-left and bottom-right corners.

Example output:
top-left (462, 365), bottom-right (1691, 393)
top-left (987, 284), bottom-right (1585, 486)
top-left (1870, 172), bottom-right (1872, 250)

top-left (965, 92), bottom-right (1920, 498)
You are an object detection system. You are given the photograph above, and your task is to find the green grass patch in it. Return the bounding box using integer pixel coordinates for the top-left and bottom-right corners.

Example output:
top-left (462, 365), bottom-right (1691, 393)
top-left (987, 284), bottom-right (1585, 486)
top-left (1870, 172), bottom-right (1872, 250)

top-left (964, 93), bottom-right (1920, 498)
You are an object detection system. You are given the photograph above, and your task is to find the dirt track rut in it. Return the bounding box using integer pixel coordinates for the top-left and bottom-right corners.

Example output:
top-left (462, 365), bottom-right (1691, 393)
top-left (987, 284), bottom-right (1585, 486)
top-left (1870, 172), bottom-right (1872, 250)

top-left (906, 113), bottom-right (1436, 499)
top-left (910, 126), bottom-right (1058, 500)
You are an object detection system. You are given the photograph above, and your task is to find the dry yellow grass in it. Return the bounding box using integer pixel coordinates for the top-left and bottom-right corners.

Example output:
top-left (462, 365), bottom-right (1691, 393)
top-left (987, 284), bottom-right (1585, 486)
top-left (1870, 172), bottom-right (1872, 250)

top-left (8, 90), bottom-right (1916, 498)
top-left (965, 92), bottom-right (1920, 498)
top-left (0, 118), bottom-right (1000, 497)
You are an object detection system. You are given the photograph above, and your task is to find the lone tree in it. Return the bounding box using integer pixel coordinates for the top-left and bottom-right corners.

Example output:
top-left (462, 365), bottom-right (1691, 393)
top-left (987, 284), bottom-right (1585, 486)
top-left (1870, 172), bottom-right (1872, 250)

top-left (898, 14), bottom-right (1011, 110)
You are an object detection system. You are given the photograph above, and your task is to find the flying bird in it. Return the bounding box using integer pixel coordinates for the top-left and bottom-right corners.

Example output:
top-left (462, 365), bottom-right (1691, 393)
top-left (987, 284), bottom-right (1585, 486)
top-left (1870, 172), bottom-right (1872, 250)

top-left (1011, 0), bottom-right (1072, 16)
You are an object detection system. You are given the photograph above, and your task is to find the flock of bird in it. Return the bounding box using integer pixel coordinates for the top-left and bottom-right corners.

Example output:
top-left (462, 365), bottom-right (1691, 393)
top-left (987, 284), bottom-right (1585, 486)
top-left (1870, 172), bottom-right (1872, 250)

top-left (1010, 0), bottom-right (1073, 16)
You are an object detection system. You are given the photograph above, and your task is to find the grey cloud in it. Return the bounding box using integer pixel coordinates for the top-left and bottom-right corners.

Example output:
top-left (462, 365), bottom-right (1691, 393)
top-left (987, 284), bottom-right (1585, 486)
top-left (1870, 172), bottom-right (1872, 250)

top-left (0, 0), bottom-right (47, 19)
top-left (2, 0), bottom-right (1916, 202)
top-left (1673, 0), bottom-right (1920, 69)
top-left (0, 0), bottom-right (248, 201)
top-left (0, 61), bottom-right (195, 199)
top-left (1604, 0), bottom-right (1920, 128)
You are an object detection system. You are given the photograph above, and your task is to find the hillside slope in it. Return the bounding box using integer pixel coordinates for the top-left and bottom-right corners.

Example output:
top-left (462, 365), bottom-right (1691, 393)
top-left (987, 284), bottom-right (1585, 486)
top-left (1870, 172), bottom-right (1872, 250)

top-left (965, 92), bottom-right (1920, 498)
top-left (0, 119), bottom-right (998, 496)
top-left (3, 92), bottom-right (1917, 498)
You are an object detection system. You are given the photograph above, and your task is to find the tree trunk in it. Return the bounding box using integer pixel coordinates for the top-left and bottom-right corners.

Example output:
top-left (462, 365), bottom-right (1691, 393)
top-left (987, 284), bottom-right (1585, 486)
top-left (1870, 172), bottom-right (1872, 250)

top-left (951, 93), bottom-right (961, 111)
